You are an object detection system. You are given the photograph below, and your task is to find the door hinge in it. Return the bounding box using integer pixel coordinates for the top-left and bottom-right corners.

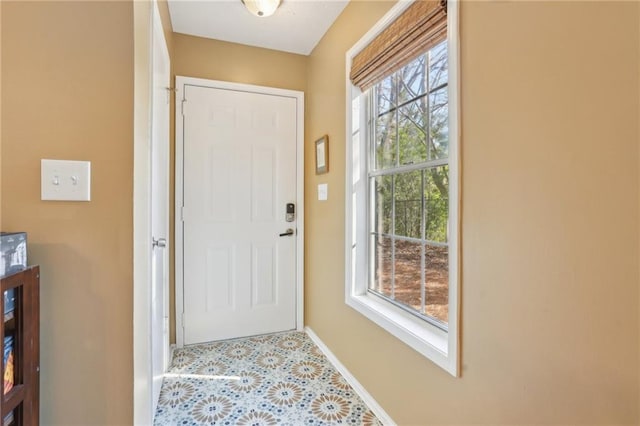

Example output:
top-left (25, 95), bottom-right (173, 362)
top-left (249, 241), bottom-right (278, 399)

top-left (181, 206), bottom-right (186, 222)
top-left (181, 99), bottom-right (187, 116)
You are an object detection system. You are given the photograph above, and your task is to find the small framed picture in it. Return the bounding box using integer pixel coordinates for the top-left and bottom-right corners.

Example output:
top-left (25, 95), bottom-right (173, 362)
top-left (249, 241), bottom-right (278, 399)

top-left (315, 135), bottom-right (329, 175)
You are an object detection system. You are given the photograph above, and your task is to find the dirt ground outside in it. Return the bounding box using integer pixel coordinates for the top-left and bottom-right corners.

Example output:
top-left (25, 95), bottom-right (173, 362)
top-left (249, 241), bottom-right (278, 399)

top-left (375, 239), bottom-right (448, 323)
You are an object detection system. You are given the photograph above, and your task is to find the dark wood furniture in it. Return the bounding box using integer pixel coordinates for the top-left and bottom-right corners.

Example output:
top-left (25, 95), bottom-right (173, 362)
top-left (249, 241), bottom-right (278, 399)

top-left (0, 267), bottom-right (39, 426)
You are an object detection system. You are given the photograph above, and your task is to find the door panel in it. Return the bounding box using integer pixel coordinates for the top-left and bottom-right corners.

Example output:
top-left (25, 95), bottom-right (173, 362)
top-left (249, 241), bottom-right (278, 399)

top-left (205, 245), bottom-right (234, 310)
top-left (252, 147), bottom-right (276, 222)
top-left (182, 85), bottom-right (297, 345)
top-left (252, 244), bottom-right (275, 306)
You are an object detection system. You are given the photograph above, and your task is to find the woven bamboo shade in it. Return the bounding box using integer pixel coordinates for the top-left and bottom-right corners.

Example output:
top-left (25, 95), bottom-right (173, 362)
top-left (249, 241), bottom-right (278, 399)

top-left (350, 0), bottom-right (447, 91)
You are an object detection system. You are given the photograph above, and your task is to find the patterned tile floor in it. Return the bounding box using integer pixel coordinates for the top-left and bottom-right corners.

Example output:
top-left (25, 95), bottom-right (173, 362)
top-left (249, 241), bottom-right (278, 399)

top-left (154, 331), bottom-right (382, 426)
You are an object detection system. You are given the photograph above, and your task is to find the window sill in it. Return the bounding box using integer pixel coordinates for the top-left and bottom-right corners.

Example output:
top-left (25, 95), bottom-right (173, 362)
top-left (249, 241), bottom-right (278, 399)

top-left (346, 291), bottom-right (457, 376)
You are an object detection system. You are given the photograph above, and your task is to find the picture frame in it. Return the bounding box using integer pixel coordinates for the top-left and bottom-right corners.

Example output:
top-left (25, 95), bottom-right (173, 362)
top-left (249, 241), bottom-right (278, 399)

top-left (315, 135), bottom-right (329, 175)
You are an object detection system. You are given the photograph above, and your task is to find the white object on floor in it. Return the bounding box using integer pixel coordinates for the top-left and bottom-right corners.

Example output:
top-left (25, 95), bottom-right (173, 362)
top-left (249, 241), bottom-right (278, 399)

top-left (305, 327), bottom-right (396, 426)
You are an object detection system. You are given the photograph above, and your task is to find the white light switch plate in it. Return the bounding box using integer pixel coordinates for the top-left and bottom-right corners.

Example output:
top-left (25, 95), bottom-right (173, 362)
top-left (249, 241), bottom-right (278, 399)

top-left (318, 183), bottom-right (328, 201)
top-left (41, 159), bottom-right (91, 201)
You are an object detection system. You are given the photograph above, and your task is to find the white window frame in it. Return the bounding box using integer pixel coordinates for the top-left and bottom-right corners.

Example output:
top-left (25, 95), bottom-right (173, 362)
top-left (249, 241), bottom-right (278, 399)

top-left (344, 0), bottom-right (460, 377)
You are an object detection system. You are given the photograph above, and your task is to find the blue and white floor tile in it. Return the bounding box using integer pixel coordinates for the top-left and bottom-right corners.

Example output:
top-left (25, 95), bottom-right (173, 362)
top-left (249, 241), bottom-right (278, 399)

top-left (153, 331), bottom-right (382, 425)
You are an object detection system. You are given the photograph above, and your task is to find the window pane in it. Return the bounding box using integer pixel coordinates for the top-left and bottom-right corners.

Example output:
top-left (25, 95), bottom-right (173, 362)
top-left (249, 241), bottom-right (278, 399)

top-left (424, 165), bottom-right (449, 243)
top-left (372, 235), bottom-right (393, 298)
top-left (394, 171), bottom-right (422, 239)
top-left (376, 74), bottom-right (396, 116)
top-left (429, 41), bottom-right (448, 89)
top-left (394, 240), bottom-right (422, 310)
top-left (375, 111), bottom-right (397, 169)
top-left (425, 244), bottom-right (448, 324)
top-left (429, 87), bottom-right (448, 160)
top-left (373, 175), bottom-right (392, 235)
top-left (398, 99), bottom-right (427, 166)
top-left (398, 54), bottom-right (427, 104)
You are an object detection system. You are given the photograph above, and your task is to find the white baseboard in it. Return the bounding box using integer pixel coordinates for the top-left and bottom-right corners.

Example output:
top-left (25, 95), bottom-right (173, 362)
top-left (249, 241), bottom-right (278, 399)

top-left (305, 327), bottom-right (396, 426)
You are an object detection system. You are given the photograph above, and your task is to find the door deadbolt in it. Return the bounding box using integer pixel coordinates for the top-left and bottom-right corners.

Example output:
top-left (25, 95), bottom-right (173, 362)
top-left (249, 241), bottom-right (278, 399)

top-left (286, 203), bottom-right (295, 222)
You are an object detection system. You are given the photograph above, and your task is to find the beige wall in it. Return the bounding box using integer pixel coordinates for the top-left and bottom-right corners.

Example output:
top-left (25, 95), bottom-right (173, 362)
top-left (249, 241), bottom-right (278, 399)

top-left (173, 33), bottom-right (307, 92)
top-left (170, 34), bottom-right (307, 342)
top-left (1, 2), bottom-right (135, 424)
top-left (305, 1), bottom-right (640, 424)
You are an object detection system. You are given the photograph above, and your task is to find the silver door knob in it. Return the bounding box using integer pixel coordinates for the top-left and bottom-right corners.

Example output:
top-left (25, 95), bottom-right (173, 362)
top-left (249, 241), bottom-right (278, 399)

top-left (153, 237), bottom-right (167, 248)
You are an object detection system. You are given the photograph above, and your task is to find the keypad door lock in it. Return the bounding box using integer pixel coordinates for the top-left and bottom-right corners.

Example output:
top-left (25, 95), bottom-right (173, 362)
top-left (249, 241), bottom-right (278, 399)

top-left (286, 203), bottom-right (295, 222)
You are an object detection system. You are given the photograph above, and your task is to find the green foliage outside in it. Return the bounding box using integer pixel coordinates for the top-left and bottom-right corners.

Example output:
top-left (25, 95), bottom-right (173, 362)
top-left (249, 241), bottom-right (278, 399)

top-left (373, 41), bottom-right (449, 244)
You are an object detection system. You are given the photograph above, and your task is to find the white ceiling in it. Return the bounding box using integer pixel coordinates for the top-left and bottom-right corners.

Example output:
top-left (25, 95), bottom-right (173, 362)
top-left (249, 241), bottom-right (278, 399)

top-left (167, 0), bottom-right (350, 55)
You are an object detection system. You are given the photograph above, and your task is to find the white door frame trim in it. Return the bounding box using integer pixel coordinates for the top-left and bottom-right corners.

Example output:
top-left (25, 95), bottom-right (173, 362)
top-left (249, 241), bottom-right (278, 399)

top-left (133, 0), bottom-right (153, 423)
top-left (174, 76), bottom-right (305, 347)
top-left (150, 0), bottom-right (171, 415)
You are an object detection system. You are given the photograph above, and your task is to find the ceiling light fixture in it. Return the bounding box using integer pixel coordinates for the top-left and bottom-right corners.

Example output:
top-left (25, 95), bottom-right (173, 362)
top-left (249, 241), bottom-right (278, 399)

top-left (241, 0), bottom-right (282, 18)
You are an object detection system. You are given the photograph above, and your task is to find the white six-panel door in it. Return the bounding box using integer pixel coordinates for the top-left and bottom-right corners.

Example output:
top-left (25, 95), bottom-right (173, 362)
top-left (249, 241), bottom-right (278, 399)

top-left (181, 83), bottom-right (299, 345)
